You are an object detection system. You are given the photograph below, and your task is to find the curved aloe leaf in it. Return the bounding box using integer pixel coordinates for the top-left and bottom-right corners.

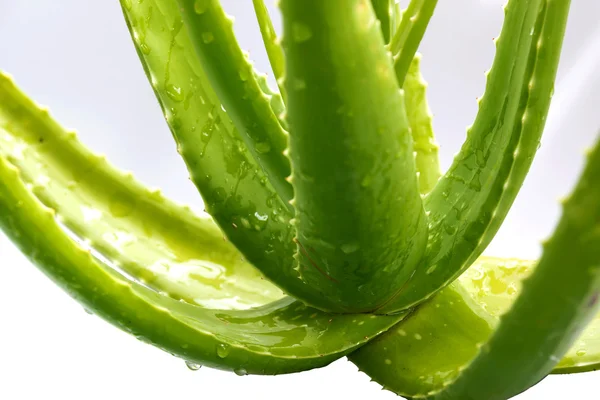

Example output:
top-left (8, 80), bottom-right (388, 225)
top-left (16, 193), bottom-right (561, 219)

top-left (0, 72), bottom-right (407, 375)
top-left (390, 0), bottom-right (441, 193)
top-left (280, 0), bottom-right (428, 312)
top-left (372, 0), bottom-right (392, 43)
top-left (351, 133), bottom-right (600, 398)
top-left (351, 258), bottom-right (600, 397)
top-left (553, 316), bottom-right (600, 374)
top-left (120, 0), bottom-right (342, 310)
top-left (252, 0), bottom-right (287, 102)
top-left (392, 0), bottom-right (402, 31)
top-left (0, 72), bottom-right (279, 309)
top-left (390, 0), bottom-right (438, 86)
top-left (405, 54), bottom-right (441, 194)
top-left (255, 70), bottom-right (288, 130)
top-left (377, 0), bottom-right (565, 313)
top-left (350, 280), bottom-right (494, 398)
top-left (175, 0), bottom-right (292, 202)
top-left (431, 134), bottom-right (600, 400)
top-left (472, 0), bottom-right (570, 258)
top-left (462, 258), bottom-right (600, 375)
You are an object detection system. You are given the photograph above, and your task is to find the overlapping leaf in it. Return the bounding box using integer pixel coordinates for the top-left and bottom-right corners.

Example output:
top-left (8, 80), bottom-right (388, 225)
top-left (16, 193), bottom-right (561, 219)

top-left (377, 0), bottom-right (567, 313)
top-left (1, 1), bottom-right (598, 399)
top-left (121, 0), bottom-right (342, 310)
top-left (0, 73), bottom-right (404, 375)
top-left (281, 0), bottom-right (428, 312)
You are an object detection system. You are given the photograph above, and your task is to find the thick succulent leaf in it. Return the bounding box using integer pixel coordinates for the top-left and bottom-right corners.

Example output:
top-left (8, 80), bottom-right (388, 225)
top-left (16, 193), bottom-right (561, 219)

top-left (471, 0), bottom-right (570, 260)
top-left (371, 0), bottom-right (392, 43)
top-left (377, 0), bottom-right (564, 313)
top-left (554, 316), bottom-right (600, 374)
top-left (0, 73), bottom-right (406, 375)
top-left (391, 1), bottom-right (441, 194)
top-left (405, 54), bottom-right (441, 194)
top-left (175, 0), bottom-right (292, 202)
top-left (281, 0), bottom-right (428, 312)
top-left (349, 279), bottom-right (494, 398)
top-left (431, 135), bottom-right (600, 399)
top-left (392, 0), bottom-right (402, 30)
top-left (0, 72), bottom-right (279, 310)
top-left (252, 0), bottom-right (287, 102)
top-left (255, 70), bottom-right (288, 130)
top-left (351, 256), bottom-right (600, 397)
top-left (352, 133), bottom-right (600, 398)
top-left (462, 258), bottom-right (600, 375)
top-left (120, 0), bottom-right (339, 310)
top-left (390, 0), bottom-right (438, 86)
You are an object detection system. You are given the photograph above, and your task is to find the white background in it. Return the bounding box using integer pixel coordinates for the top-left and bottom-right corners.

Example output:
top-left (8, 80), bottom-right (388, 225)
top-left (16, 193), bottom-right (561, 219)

top-left (1, 1), bottom-right (599, 399)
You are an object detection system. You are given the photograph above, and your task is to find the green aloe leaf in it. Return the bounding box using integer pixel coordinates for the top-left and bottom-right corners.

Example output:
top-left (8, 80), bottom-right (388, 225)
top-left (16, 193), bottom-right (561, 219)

top-left (461, 258), bottom-right (600, 375)
top-left (471, 0), bottom-right (570, 259)
top-left (392, 0), bottom-right (402, 31)
top-left (281, 0), bottom-right (428, 312)
top-left (390, 0), bottom-right (441, 194)
top-left (120, 0), bottom-right (342, 310)
top-left (404, 54), bottom-right (441, 194)
top-left (351, 258), bottom-right (600, 397)
top-left (553, 319), bottom-right (600, 374)
top-left (0, 72), bottom-right (279, 310)
top-left (175, 0), bottom-right (292, 201)
top-left (350, 278), bottom-right (494, 398)
top-left (1, 0), bottom-right (595, 397)
top-left (0, 72), bottom-right (406, 375)
top-left (390, 0), bottom-right (438, 86)
top-left (377, 0), bottom-right (565, 313)
top-left (432, 135), bottom-right (600, 399)
top-left (371, 0), bottom-right (392, 43)
top-left (351, 132), bottom-right (600, 398)
top-left (252, 0), bottom-right (287, 102)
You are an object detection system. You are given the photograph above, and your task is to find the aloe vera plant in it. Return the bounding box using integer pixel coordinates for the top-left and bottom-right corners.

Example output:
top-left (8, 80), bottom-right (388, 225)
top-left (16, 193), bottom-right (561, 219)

top-left (1, 0), bottom-right (599, 398)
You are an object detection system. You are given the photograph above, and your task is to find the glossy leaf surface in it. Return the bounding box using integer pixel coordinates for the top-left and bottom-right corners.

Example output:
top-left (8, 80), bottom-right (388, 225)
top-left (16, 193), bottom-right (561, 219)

top-left (176, 0), bottom-right (292, 201)
top-left (0, 73), bottom-right (405, 375)
top-left (377, 0), bottom-right (566, 313)
top-left (252, 0), bottom-right (287, 101)
top-left (120, 0), bottom-right (344, 311)
top-left (391, 0), bottom-right (438, 86)
top-left (281, 0), bottom-right (428, 312)
top-left (352, 252), bottom-right (600, 398)
top-left (372, 0), bottom-right (392, 43)
top-left (404, 55), bottom-right (441, 194)
top-left (433, 132), bottom-right (600, 400)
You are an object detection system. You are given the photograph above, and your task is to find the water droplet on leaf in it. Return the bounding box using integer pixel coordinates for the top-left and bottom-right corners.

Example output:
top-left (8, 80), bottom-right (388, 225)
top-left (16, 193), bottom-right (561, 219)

top-left (240, 217), bottom-right (251, 229)
top-left (292, 79), bottom-right (306, 90)
top-left (216, 343), bottom-right (230, 358)
top-left (255, 141), bottom-right (271, 154)
top-left (292, 22), bottom-right (312, 43)
top-left (341, 242), bottom-right (360, 254)
top-left (251, 212), bottom-right (269, 231)
top-left (239, 69), bottom-right (249, 81)
top-left (202, 32), bottom-right (214, 44)
top-left (166, 84), bottom-right (185, 102)
top-left (185, 361), bottom-right (202, 371)
top-left (139, 42), bottom-right (151, 55)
